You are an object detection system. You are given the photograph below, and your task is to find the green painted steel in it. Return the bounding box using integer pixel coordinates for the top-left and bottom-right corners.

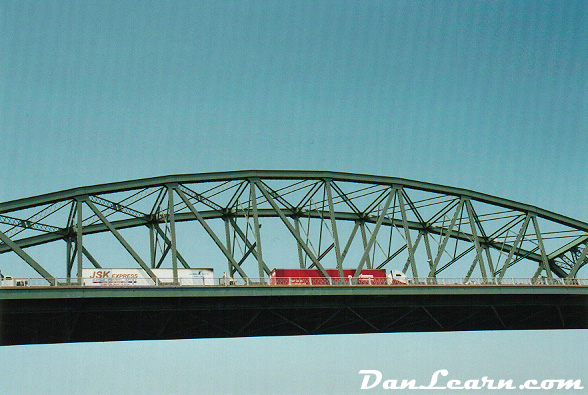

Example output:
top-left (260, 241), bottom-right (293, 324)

top-left (1, 284), bottom-right (587, 301)
top-left (0, 170), bottom-right (586, 284)
top-left (0, 170), bottom-right (586, 232)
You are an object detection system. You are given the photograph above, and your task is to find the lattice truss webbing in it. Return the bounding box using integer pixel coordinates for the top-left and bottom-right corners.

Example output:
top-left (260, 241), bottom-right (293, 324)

top-left (0, 175), bottom-right (587, 282)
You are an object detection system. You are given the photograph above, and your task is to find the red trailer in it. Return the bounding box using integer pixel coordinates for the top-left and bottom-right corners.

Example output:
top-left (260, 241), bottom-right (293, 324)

top-left (269, 268), bottom-right (388, 285)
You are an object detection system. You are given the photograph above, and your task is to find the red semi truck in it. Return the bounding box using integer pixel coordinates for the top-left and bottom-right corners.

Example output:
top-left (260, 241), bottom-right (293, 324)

top-left (268, 268), bottom-right (408, 285)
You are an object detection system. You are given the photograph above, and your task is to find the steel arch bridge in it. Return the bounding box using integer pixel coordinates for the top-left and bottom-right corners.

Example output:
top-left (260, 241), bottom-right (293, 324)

top-left (0, 170), bottom-right (587, 345)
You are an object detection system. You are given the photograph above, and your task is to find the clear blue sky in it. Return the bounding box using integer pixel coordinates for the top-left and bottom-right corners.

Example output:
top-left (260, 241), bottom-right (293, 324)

top-left (0, 1), bottom-right (587, 394)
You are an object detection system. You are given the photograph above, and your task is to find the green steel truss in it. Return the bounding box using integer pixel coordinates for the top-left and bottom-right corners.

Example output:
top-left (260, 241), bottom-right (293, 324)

top-left (0, 170), bottom-right (587, 284)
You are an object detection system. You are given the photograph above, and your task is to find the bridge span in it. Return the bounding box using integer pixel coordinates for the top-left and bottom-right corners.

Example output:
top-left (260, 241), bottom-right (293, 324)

top-left (0, 171), bottom-right (587, 345)
top-left (1, 282), bottom-right (587, 345)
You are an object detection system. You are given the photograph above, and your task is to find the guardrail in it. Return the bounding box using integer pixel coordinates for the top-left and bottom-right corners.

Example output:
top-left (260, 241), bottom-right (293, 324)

top-left (0, 277), bottom-right (587, 287)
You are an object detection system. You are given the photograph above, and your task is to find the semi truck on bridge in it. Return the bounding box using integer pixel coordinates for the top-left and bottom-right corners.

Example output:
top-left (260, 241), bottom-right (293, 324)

top-left (268, 268), bottom-right (408, 285)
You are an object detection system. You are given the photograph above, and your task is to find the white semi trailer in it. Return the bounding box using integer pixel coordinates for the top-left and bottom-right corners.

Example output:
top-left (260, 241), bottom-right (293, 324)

top-left (81, 268), bottom-right (214, 286)
top-left (0, 276), bottom-right (28, 287)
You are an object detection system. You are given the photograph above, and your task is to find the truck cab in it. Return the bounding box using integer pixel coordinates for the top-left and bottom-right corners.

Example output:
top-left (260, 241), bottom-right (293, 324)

top-left (388, 270), bottom-right (409, 285)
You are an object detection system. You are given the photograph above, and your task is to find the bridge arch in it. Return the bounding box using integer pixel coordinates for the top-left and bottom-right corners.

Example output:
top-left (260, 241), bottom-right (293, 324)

top-left (0, 170), bottom-right (587, 284)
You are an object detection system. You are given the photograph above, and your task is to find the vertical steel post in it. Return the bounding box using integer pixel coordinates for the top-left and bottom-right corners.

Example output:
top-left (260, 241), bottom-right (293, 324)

top-left (76, 199), bottom-right (83, 280)
top-left (224, 217), bottom-right (233, 274)
top-left (465, 200), bottom-right (487, 278)
top-left (167, 186), bottom-right (178, 283)
top-left (249, 180), bottom-right (265, 281)
top-left (325, 180), bottom-right (343, 279)
top-left (398, 188), bottom-right (417, 279)
top-left (294, 218), bottom-right (306, 268)
top-left (423, 232), bottom-right (434, 272)
top-left (532, 215), bottom-right (552, 279)
top-left (66, 237), bottom-right (72, 281)
top-left (359, 222), bottom-right (372, 269)
top-left (149, 223), bottom-right (156, 268)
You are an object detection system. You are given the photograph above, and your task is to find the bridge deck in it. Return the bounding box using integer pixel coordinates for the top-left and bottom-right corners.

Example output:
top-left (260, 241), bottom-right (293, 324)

top-left (2, 283), bottom-right (588, 299)
top-left (1, 286), bottom-right (587, 345)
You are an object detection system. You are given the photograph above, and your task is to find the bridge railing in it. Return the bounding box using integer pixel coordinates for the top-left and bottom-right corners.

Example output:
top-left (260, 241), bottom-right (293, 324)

top-left (0, 277), bottom-right (587, 288)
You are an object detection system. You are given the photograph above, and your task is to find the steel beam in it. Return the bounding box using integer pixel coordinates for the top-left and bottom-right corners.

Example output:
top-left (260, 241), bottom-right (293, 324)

top-left (0, 229), bottom-right (55, 284)
top-left (82, 246), bottom-right (101, 269)
top-left (498, 214), bottom-right (531, 279)
top-left (325, 180), bottom-right (343, 278)
top-left (149, 224), bottom-right (156, 268)
top-left (1, 171), bottom-right (587, 235)
top-left (1, 171), bottom-right (586, 282)
top-left (401, 189), bottom-right (425, 225)
top-left (296, 181), bottom-right (322, 209)
top-left (465, 200), bottom-right (487, 278)
top-left (549, 235), bottom-right (588, 260)
top-left (435, 246), bottom-right (476, 275)
top-left (66, 238), bottom-right (73, 280)
top-left (226, 217), bottom-right (270, 275)
top-left (532, 215), bottom-right (552, 279)
top-left (294, 218), bottom-right (306, 268)
top-left (341, 221), bottom-right (360, 264)
top-left (423, 232), bottom-right (434, 272)
top-left (76, 200), bottom-right (83, 279)
top-left (402, 232), bottom-right (423, 275)
top-left (254, 180), bottom-right (330, 279)
top-left (89, 195), bottom-right (146, 218)
top-left (224, 218), bottom-right (233, 274)
top-left (167, 186), bottom-right (179, 283)
top-left (0, 207), bottom-right (553, 270)
top-left (178, 184), bottom-right (223, 212)
top-left (359, 222), bottom-right (372, 270)
top-left (376, 245), bottom-right (407, 270)
top-left (567, 243), bottom-right (588, 278)
top-left (249, 181), bottom-right (265, 280)
top-left (330, 181), bottom-right (361, 215)
top-left (175, 188), bottom-right (248, 280)
top-left (0, 214), bottom-right (61, 234)
top-left (85, 199), bottom-right (157, 282)
top-left (152, 224), bottom-right (190, 269)
top-left (398, 189), bottom-right (417, 278)
top-left (156, 245), bottom-right (170, 269)
top-left (485, 246), bottom-right (495, 278)
top-left (353, 188), bottom-right (394, 280)
top-left (429, 199), bottom-right (464, 277)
